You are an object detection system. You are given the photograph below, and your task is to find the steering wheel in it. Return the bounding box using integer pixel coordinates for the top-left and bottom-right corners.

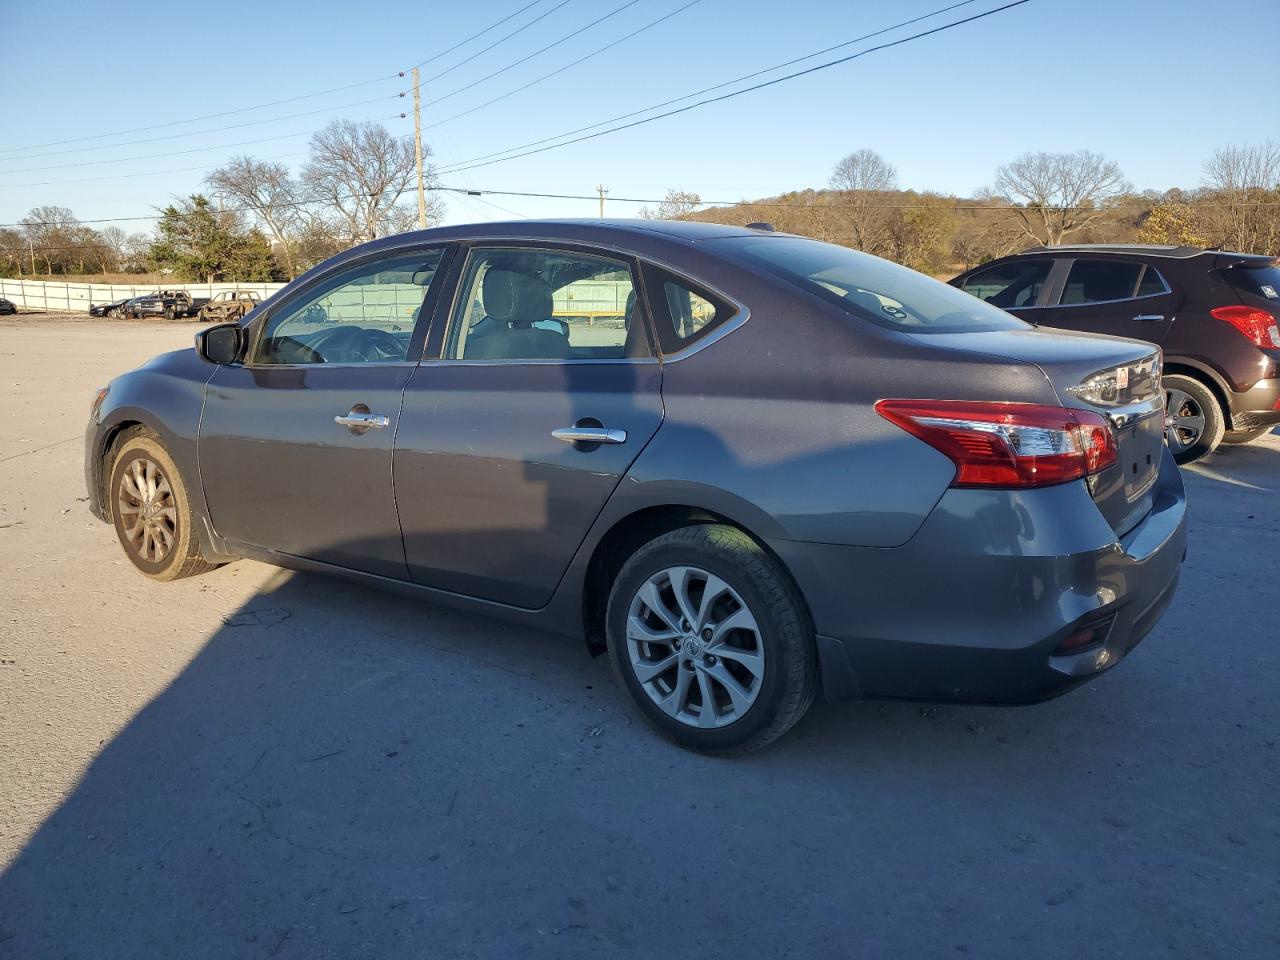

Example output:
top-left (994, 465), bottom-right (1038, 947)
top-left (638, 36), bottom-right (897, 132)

top-left (305, 324), bottom-right (367, 362)
top-left (352, 328), bottom-right (406, 362)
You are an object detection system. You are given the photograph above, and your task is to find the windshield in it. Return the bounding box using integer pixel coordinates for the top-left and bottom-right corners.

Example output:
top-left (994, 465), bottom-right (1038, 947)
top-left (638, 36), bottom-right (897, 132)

top-left (711, 235), bottom-right (1031, 333)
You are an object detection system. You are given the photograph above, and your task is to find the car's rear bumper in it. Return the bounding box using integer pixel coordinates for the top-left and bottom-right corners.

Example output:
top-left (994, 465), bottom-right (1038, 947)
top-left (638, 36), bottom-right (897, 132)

top-left (770, 447), bottom-right (1188, 704)
top-left (1228, 377), bottom-right (1280, 428)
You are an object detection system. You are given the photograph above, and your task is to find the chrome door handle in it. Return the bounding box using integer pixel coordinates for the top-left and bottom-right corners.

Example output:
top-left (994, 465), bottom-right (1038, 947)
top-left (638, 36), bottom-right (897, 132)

top-left (335, 411), bottom-right (390, 429)
top-left (552, 426), bottom-right (627, 445)
top-left (1132, 314), bottom-right (1165, 322)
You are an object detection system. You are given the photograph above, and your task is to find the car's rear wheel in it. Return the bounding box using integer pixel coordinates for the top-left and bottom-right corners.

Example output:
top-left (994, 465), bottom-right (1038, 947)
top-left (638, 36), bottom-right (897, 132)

top-left (1164, 374), bottom-right (1224, 464)
top-left (605, 524), bottom-right (817, 755)
top-left (1220, 425), bottom-right (1273, 445)
top-left (109, 434), bottom-right (215, 581)
top-left (163, 306), bottom-right (175, 321)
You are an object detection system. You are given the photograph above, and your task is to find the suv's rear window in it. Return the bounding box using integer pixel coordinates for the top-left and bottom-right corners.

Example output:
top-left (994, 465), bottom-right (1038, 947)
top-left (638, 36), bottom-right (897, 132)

top-left (712, 236), bottom-right (1029, 333)
top-left (1225, 261), bottom-right (1280, 302)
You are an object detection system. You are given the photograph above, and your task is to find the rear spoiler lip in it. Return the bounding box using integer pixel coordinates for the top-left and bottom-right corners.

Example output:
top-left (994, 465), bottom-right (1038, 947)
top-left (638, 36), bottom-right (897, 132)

top-left (1213, 252), bottom-right (1278, 269)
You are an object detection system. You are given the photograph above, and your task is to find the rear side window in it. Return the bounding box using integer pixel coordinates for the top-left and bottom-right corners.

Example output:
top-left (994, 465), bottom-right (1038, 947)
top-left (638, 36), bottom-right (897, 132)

top-left (959, 259), bottom-right (1053, 309)
top-left (642, 265), bottom-right (735, 354)
top-left (1136, 265), bottom-right (1169, 297)
top-left (1059, 260), bottom-right (1143, 305)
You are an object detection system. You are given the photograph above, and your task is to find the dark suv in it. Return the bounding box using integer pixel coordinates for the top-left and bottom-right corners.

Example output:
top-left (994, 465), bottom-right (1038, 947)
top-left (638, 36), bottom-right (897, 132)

top-left (951, 245), bottom-right (1280, 462)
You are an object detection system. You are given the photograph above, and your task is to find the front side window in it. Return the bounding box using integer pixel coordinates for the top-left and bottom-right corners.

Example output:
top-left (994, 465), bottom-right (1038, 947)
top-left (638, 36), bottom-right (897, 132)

top-left (959, 259), bottom-right (1054, 309)
top-left (254, 249), bottom-right (444, 364)
top-left (713, 236), bottom-right (1031, 333)
top-left (445, 247), bottom-right (645, 361)
top-left (1058, 260), bottom-right (1144, 305)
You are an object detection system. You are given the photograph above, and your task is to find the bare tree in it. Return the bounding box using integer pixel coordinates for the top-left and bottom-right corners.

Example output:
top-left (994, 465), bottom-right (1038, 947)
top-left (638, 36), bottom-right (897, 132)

top-left (1201, 141), bottom-right (1280, 253)
top-left (638, 189), bottom-right (702, 220)
top-left (994, 150), bottom-right (1130, 245)
top-left (207, 156), bottom-right (302, 276)
top-left (19, 205), bottom-right (81, 274)
top-left (828, 149), bottom-right (898, 254)
top-left (302, 120), bottom-right (422, 243)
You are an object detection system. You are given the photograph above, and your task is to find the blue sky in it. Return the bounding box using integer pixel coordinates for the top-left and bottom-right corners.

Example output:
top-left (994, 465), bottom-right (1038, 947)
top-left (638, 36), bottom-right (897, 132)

top-left (1, 0), bottom-right (1277, 231)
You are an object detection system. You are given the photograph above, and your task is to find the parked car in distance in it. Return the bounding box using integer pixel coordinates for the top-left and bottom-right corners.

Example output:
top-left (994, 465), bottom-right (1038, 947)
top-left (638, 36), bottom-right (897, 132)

top-left (85, 221), bottom-right (1187, 754)
top-left (89, 297), bottom-right (132, 318)
top-left (0, 296), bottom-right (15, 315)
top-left (198, 290), bottom-right (261, 323)
top-left (951, 245), bottom-right (1280, 462)
top-left (127, 290), bottom-right (208, 321)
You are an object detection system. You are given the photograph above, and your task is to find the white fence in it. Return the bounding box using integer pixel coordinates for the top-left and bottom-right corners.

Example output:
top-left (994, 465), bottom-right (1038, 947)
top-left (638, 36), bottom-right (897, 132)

top-left (0, 278), bottom-right (288, 313)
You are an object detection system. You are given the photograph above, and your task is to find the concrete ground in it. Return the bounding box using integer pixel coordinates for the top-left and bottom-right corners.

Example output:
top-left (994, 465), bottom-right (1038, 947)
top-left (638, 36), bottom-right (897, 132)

top-left (0, 316), bottom-right (1276, 959)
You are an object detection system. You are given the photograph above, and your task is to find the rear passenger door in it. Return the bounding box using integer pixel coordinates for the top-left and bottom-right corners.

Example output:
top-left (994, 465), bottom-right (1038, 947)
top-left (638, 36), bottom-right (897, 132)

top-left (394, 243), bottom-right (664, 609)
top-left (1037, 258), bottom-right (1180, 344)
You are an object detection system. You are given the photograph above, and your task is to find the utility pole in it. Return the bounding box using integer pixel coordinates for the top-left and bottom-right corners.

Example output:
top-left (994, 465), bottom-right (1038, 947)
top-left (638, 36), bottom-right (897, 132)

top-left (597, 184), bottom-right (608, 219)
top-left (29, 238), bottom-right (36, 276)
top-left (413, 68), bottom-right (427, 230)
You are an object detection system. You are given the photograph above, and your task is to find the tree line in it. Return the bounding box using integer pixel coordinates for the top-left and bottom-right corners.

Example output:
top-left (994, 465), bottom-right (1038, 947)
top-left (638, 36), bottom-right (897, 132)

top-left (2, 131), bottom-right (1276, 283)
top-left (0, 119), bottom-right (445, 283)
top-left (661, 141), bottom-right (1280, 274)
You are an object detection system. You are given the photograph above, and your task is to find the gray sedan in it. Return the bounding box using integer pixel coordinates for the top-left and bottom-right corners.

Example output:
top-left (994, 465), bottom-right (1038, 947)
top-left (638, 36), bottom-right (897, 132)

top-left (84, 220), bottom-right (1187, 754)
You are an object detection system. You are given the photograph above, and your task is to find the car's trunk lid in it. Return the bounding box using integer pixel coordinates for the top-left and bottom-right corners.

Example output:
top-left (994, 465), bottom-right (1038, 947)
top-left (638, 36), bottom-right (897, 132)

top-left (907, 326), bottom-right (1165, 537)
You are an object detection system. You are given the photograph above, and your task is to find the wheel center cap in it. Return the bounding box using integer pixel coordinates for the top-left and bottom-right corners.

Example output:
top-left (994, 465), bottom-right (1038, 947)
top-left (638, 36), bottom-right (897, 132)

top-left (682, 637), bottom-right (702, 658)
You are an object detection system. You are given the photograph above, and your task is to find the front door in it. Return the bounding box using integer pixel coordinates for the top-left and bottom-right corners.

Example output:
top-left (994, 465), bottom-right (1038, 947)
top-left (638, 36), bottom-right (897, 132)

top-left (395, 243), bottom-right (664, 609)
top-left (199, 247), bottom-right (449, 580)
top-left (1036, 258), bottom-right (1180, 345)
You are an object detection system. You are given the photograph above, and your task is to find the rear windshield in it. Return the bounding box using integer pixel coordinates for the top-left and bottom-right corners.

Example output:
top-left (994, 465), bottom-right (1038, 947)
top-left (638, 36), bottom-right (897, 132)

top-left (1225, 261), bottom-right (1280, 302)
top-left (710, 235), bottom-right (1030, 333)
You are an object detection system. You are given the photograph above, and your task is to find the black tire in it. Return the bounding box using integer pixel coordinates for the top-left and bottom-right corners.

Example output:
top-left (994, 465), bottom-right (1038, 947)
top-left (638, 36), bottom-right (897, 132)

top-left (163, 306), bottom-right (175, 322)
top-left (605, 523), bottom-right (817, 756)
top-left (109, 433), bottom-right (216, 581)
top-left (1220, 425), bottom-right (1273, 445)
top-left (1164, 374), bottom-right (1225, 464)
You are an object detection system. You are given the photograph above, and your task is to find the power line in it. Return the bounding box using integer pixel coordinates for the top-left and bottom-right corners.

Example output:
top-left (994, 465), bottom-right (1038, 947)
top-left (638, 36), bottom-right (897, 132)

top-left (0, 153), bottom-right (310, 191)
top-left (0, 95), bottom-right (404, 166)
top-left (434, 0), bottom-right (983, 170)
top-left (430, 0), bottom-right (702, 127)
top-left (13, 182), bottom-right (1278, 231)
top-left (439, 0), bottom-right (1031, 175)
top-left (428, 0), bottom-right (641, 106)
top-left (0, 0), bottom-right (555, 158)
top-left (0, 75), bottom-right (404, 157)
top-left (425, 0), bottom-right (575, 81)
top-left (0, 115), bottom-right (405, 176)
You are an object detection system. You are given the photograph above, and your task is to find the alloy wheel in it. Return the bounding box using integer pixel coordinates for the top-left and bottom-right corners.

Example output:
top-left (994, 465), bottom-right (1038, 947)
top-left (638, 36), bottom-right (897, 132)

top-left (1165, 387), bottom-right (1205, 456)
top-left (116, 456), bottom-right (177, 563)
top-left (626, 565), bottom-right (764, 729)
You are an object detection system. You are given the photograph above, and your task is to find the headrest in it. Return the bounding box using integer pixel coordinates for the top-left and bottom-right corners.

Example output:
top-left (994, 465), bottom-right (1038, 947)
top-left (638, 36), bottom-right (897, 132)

top-left (483, 269), bottom-right (553, 326)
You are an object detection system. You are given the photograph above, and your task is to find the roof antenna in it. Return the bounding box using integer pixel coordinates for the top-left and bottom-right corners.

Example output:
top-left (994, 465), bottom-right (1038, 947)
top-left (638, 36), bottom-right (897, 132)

top-left (745, 222), bottom-right (775, 232)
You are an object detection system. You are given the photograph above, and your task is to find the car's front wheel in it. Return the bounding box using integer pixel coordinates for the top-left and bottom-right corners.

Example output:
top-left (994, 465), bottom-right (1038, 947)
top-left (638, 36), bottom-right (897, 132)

top-left (606, 524), bottom-right (817, 755)
top-left (109, 433), bottom-right (216, 581)
top-left (1164, 374), bottom-right (1225, 464)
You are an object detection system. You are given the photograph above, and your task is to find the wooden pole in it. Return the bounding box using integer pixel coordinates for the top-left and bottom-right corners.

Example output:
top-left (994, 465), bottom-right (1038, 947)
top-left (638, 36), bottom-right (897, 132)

top-left (597, 184), bottom-right (608, 219)
top-left (413, 68), bottom-right (427, 230)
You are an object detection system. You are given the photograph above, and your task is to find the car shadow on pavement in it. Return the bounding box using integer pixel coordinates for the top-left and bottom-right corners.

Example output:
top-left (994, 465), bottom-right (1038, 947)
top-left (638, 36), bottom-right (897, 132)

top-left (3, 488), bottom-right (1278, 958)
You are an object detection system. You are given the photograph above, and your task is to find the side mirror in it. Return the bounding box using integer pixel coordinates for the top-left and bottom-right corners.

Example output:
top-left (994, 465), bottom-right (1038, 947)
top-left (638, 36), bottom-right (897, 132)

top-left (195, 322), bottom-right (245, 364)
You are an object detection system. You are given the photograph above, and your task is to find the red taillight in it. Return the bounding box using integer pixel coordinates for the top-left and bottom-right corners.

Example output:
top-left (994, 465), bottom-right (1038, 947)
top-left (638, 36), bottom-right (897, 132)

top-left (1211, 305), bottom-right (1280, 348)
top-left (875, 399), bottom-right (1118, 489)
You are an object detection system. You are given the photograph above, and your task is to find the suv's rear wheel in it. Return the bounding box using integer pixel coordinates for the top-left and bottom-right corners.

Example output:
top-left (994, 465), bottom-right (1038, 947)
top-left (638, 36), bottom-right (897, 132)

top-left (109, 434), bottom-right (215, 581)
top-left (605, 524), bottom-right (817, 755)
top-left (1164, 374), bottom-right (1225, 464)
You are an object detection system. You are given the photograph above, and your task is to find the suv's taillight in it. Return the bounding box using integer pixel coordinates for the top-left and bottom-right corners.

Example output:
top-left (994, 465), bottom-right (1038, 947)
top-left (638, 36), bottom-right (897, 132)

top-left (1211, 305), bottom-right (1280, 348)
top-left (875, 399), bottom-right (1118, 489)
